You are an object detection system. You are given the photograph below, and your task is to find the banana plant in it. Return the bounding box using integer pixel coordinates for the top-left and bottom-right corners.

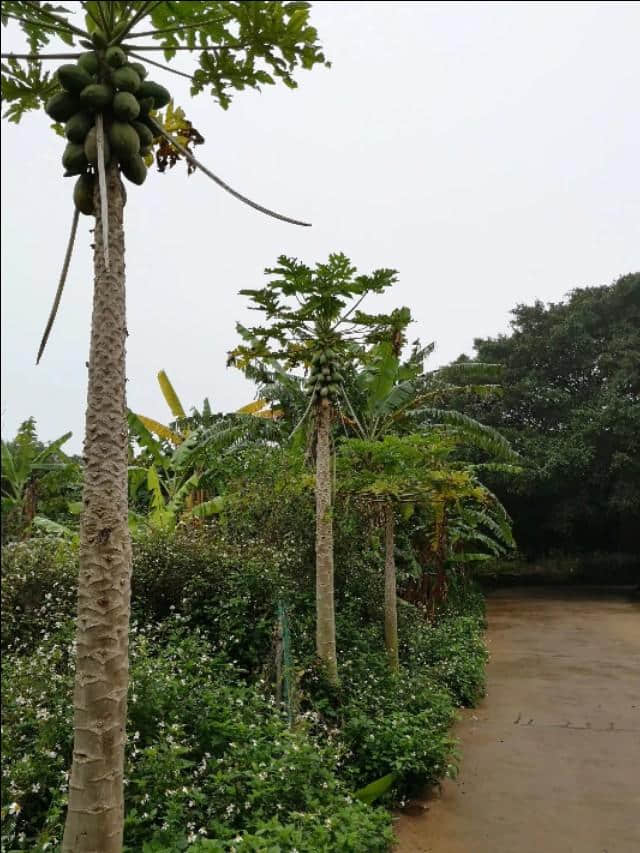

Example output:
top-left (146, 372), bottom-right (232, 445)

top-left (1, 417), bottom-right (78, 539)
top-left (340, 338), bottom-right (517, 462)
top-left (127, 411), bottom-right (220, 530)
top-left (136, 369), bottom-right (282, 446)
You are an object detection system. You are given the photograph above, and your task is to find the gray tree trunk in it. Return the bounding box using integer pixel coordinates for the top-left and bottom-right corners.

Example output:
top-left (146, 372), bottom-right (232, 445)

top-left (384, 502), bottom-right (399, 672)
top-left (315, 402), bottom-right (339, 685)
top-left (62, 164), bottom-right (132, 853)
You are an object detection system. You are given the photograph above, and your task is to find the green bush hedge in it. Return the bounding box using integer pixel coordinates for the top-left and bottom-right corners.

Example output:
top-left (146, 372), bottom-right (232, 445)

top-left (1, 531), bottom-right (488, 851)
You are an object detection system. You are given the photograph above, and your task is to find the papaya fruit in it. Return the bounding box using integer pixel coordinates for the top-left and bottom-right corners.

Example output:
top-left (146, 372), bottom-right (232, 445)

top-left (108, 121), bottom-right (140, 159)
top-left (84, 126), bottom-right (111, 166)
top-left (129, 62), bottom-right (148, 81)
top-left (119, 154), bottom-right (147, 185)
top-left (320, 386), bottom-right (329, 397)
top-left (80, 83), bottom-right (113, 110)
top-left (111, 65), bottom-right (140, 93)
top-left (137, 80), bottom-right (171, 109)
top-left (64, 111), bottom-right (93, 144)
top-left (106, 46), bottom-right (127, 68)
top-left (57, 64), bottom-right (93, 93)
top-left (132, 120), bottom-right (154, 148)
top-left (136, 96), bottom-right (155, 116)
top-left (113, 91), bottom-right (140, 121)
top-left (91, 30), bottom-right (108, 50)
top-left (62, 142), bottom-right (88, 175)
top-left (45, 91), bottom-right (81, 122)
top-left (77, 52), bottom-right (99, 75)
top-left (73, 173), bottom-right (95, 216)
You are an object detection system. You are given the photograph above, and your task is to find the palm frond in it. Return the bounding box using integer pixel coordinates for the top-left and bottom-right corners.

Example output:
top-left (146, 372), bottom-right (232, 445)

top-left (414, 408), bottom-right (521, 463)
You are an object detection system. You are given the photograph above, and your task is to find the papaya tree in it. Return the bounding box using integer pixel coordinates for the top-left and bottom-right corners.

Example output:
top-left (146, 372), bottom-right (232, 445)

top-left (2, 4), bottom-right (328, 850)
top-left (337, 433), bottom-right (516, 669)
top-left (335, 334), bottom-right (521, 618)
top-left (229, 253), bottom-right (398, 684)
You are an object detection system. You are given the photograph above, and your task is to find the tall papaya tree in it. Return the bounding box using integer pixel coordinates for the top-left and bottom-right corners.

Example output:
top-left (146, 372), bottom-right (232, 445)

top-left (229, 253), bottom-right (398, 684)
top-left (337, 433), bottom-right (516, 671)
top-left (2, 4), bottom-right (328, 850)
top-left (334, 330), bottom-right (521, 626)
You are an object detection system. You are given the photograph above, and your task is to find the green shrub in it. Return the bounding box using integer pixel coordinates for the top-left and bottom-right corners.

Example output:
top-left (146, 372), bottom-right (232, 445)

top-left (1, 530), bottom-right (487, 850)
top-left (401, 609), bottom-right (488, 706)
top-left (1, 617), bottom-right (391, 852)
top-left (1, 538), bottom-right (77, 653)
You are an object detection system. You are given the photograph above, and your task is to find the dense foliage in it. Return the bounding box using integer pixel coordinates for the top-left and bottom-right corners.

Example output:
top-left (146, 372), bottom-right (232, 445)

top-left (453, 273), bottom-right (640, 561)
top-left (2, 528), bottom-right (486, 852)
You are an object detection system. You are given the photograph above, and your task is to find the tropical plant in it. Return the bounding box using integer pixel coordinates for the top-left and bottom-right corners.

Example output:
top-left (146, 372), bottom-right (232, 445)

top-left (337, 432), bottom-right (515, 669)
top-left (1, 418), bottom-right (78, 541)
top-left (331, 330), bottom-right (520, 622)
top-left (230, 253), bottom-right (399, 684)
top-left (2, 4), bottom-right (328, 849)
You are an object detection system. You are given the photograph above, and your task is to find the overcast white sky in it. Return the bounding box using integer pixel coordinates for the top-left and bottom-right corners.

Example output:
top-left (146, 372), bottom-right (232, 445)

top-left (2, 1), bottom-right (639, 452)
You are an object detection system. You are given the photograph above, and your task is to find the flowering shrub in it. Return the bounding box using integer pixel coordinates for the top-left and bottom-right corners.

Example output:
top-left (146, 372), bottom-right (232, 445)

top-left (1, 531), bottom-right (487, 850)
top-left (1, 539), bottom-right (77, 653)
top-left (1, 616), bottom-right (391, 852)
top-left (401, 610), bottom-right (489, 706)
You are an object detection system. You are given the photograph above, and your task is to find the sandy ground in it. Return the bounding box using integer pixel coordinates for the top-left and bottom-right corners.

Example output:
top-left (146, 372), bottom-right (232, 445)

top-left (393, 587), bottom-right (640, 853)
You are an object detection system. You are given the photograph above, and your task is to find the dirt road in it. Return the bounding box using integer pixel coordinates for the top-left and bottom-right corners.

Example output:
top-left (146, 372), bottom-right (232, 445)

top-left (394, 587), bottom-right (640, 853)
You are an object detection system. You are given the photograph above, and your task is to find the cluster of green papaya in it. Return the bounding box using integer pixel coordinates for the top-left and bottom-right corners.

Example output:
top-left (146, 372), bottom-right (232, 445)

top-left (306, 348), bottom-right (344, 407)
top-left (44, 30), bottom-right (171, 216)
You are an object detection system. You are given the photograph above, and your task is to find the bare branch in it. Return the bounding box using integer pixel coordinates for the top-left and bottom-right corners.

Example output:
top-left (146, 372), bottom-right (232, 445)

top-left (334, 292), bottom-right (367, 330)
top-left (1, 12), bottom-right (79, 39)
top-left (110, 0), bottom-right (163, 45)
top-left (124, 17), bottom-right (227, 40)
top-left (289, 388), bottom-right (317, 441)
top-left (96, 114), bottom-right (109, 271)
top-left (120, 44), bottom-right (225, 52)
top-left (1, 52), bottom-right (82, 59)
top-left (147, 117), bottom-right (312, 228)
top-left (31, 6), bottom-right (90, 38)
top-left (36, 209), bottom-right (80, 365)
top-left (128, 50), bottom-right (194, 81)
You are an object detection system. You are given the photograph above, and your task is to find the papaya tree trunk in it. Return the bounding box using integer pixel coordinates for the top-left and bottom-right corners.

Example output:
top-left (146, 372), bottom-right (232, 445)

top-left (63, 164), bottom-right (132, 853)
top-left (315, 402), bottom-right (339, 685)
top-left (384, 502), bottom-right (399, 672)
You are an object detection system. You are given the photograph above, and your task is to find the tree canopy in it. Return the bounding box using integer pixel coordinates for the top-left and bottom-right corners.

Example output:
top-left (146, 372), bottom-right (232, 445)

top-left (454, 272), bottom-right (640, 556)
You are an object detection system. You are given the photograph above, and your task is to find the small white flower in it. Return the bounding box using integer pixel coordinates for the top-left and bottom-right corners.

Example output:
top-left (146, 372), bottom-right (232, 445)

top-left (8, 802), bottom-right (21, 815)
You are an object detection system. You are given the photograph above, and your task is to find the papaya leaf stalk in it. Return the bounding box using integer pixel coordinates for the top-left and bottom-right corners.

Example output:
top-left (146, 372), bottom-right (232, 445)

top-left (36, 207), bottom-right (79, 365)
